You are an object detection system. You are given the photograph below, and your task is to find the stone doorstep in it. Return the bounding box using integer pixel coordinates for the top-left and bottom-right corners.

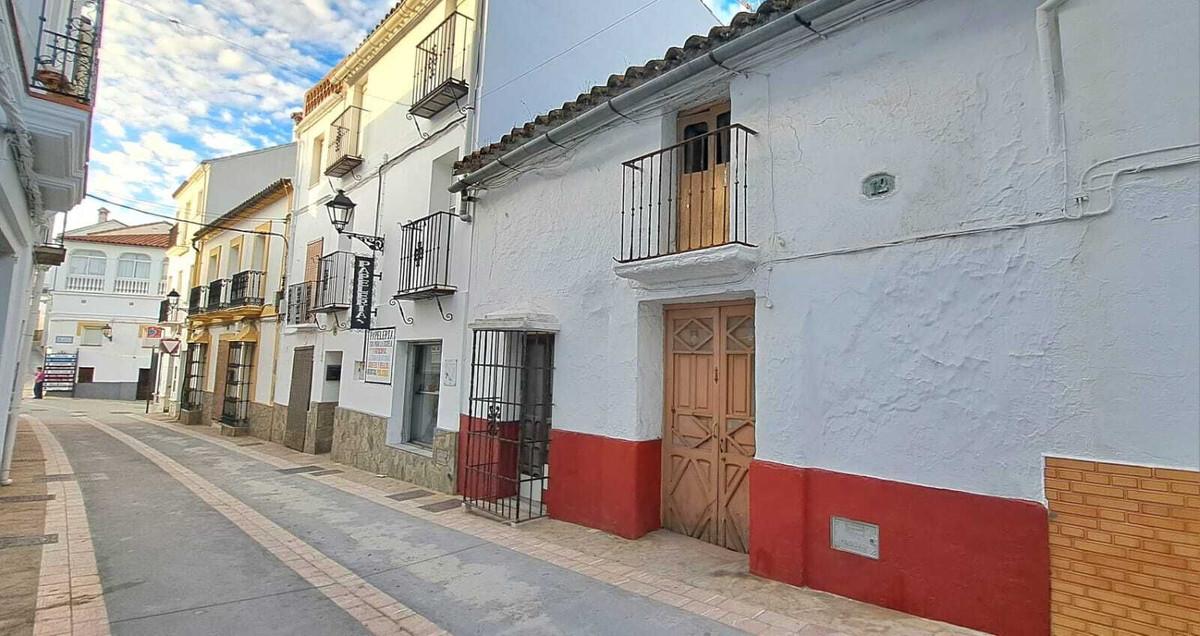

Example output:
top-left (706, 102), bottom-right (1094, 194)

top-left (219, 424), bottom-right (248, 437)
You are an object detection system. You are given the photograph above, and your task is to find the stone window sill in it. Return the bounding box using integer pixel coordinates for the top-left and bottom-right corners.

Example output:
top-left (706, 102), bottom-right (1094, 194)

top-left (389, 442), bottom-right (434, 458)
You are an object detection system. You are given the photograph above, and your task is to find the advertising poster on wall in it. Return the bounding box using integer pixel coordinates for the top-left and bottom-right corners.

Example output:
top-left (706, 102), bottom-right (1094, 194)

top-left (364, 327), bottom-right (395, 384)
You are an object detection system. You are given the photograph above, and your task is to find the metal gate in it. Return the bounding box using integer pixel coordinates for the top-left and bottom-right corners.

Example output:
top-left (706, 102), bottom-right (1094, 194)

top-left (462, 329), bottom-right (554, 523)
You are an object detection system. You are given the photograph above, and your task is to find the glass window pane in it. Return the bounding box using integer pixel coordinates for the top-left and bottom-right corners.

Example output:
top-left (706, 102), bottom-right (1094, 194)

top-left (408, 342), bottom-right (441, 446)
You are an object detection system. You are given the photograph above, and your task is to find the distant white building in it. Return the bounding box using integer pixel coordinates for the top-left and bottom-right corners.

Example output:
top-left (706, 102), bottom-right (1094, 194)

top-left (43, 210), bottom-right (173, 400)
top-left (1, 0), bottom-right (104, 484)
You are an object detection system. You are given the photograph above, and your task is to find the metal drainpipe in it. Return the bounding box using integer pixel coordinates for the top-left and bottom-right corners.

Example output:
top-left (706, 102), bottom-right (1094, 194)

top-left (449, 0), bottom-right (862, 193)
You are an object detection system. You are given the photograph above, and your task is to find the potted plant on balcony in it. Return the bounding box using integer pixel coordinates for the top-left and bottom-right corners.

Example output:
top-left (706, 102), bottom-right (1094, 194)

top-left (34, 59), bottom-right (67, 92)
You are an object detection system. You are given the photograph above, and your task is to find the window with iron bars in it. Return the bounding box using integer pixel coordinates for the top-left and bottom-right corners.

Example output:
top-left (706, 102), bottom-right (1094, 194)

top-left (181, 344), bottom-right (206, 410)
top-left (462, 330), bottom-right (554, 524)
top-left (220, 343), bottom-right (254, 426)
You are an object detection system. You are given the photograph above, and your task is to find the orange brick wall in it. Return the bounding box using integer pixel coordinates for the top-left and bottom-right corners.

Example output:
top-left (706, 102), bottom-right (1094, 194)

top-left (1046, 457), bottom-right (1200, 635)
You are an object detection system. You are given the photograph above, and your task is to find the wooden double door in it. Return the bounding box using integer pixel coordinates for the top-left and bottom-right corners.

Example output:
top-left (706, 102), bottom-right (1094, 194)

top-left (663, 302), bottom-right (755, 552)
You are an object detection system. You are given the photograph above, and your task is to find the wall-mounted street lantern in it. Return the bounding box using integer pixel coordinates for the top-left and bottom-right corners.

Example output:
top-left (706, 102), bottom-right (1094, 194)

top-left (326, 189), bottom-right (385, 251)
top-left (166, 289), bottom-right (180, 308)
top-left (101, 323), bottom-right (113, 341)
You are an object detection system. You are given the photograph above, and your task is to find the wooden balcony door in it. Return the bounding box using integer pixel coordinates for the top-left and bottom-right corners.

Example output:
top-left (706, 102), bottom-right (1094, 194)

top-left (663, 301), bottom-right (755, 552)
top-left (676, 103), bottom-right (731, 252)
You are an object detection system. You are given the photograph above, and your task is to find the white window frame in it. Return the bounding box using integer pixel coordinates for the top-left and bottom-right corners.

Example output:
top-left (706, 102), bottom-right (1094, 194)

top-left (68, 249), bottom-right (106, 276)
top-left (116, 252), bottom-right (152, 280)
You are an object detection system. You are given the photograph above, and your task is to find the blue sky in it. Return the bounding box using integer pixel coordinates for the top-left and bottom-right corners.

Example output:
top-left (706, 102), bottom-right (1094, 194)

top-left (76, 0), bottom-right (749, 229)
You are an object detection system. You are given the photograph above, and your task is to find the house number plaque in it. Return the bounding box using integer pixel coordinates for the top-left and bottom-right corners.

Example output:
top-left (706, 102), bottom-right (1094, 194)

top-left (830, 516), bottom-right (880, 559)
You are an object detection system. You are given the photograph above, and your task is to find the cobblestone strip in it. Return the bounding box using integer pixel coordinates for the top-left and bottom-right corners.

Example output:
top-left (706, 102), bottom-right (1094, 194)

top-left (125, 413), bottom-right (801, 634)
top-left (27, 416), bottom-right (110, 636)
top-left (75, 415), bottom-right (446, 636)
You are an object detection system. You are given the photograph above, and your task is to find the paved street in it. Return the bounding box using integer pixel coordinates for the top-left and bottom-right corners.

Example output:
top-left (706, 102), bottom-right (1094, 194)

top-left (2, 398), bottom-right (980, 636)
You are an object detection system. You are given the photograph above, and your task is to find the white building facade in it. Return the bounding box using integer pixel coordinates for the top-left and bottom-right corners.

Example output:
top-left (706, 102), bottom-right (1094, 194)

top-left (272, 0), bottom-right (721, 492)
top-left (0, 0), bottom-right (103, 484)
top-left (450, 1), bottom-right (1200, 633)
top-left (43, 215), bottom-right (173, 400)
top-left (155, 144), bottom-right (296, 415)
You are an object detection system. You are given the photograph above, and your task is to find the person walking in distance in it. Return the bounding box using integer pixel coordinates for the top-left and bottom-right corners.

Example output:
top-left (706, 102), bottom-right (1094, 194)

top-left (33, 366), bottom-right (45, 399)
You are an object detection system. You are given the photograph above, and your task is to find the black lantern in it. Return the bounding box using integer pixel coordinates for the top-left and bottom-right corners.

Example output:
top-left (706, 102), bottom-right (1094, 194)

top-left (326, 189), bottom-right (356, 232)
top-left (324, 189), bottom-right (385, 251)
top-left (101, 323), bottom-right (113, 341)
top-left (166, 289), bottom-right (180, 307)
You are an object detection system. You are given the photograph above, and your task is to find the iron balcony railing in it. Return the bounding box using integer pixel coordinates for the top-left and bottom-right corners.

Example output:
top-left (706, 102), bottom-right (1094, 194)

top-left (188, 285), bottom-right (208, 316)
top-left (286, 281), bottom-right (317, 325)
top-left (618, 123), bottom-right (757, 263)
top-left (410, 12), bottom-right (472, 118)
top-left (324, 106), bottom-right (364, 178)
top-left (30, 3), bottom-right (103, 105)
top-left (315, 251), bottom-right (355, 311)
top-left (229, 270), bottom-right (266, 307)
top-left (206, 279), bottom-right (231, 312)
top-left (394, 211), bottom-right (456, 299)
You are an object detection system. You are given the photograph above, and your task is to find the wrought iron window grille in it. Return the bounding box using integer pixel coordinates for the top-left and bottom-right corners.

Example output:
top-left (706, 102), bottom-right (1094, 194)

top-left (462, 330), bottom-right (554, 524)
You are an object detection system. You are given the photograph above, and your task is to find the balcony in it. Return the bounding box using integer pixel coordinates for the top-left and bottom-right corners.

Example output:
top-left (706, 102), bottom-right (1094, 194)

top-left (324, 107), bottom-right (363, 178)
top-left (409, 12), bottom-right (472, 119)
top-left (286, 281), bottom-right (317, 325)
top-left (206, 279), bottom-right (231, 312)
top-left (64, 274), bottom-right (104, 292)
top-left (188, 285), bottom-right (208, 316)
top-left (30, 5), bottom-right (103, 106)
top-left (314, 251), bottom-right (356, 312)
top-left (114, 278), bottom-right (150, 295)
top-left (229, 270), bottom-right (266, 308)
top-left (394, 212), bottom-right (456, 300)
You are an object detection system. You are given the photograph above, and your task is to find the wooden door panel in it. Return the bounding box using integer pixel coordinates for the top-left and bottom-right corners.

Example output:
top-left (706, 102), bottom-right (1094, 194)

top-left (285, 347), bottom-right (313, 451)
top-left (664, 302), bottom-right (755, 554)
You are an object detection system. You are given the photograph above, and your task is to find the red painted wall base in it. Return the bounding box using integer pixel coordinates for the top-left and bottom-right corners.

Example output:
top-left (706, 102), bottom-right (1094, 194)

top-left (544, 429), bottom-right (661, 539)
top-left (749, 460), bottom-right (1050, 636)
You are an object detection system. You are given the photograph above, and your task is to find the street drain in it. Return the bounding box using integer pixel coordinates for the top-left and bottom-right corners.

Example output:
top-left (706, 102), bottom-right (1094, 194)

top-left (276, 465), bottom-right (324, 475)
top-left (0, 494), bottom-right (55, 504)
top-left (387, 489), bottom-right (432, 502)
top-left (419, 500), bottom-right (461, 513)
top-left (237, 442), bottom-right (264, 447)
top-left (37, 474), bottom-right (74, 482)
top-left (309, 469), bottom-right (343, 476)
top-left (0, 533), bottom-right (58, 549)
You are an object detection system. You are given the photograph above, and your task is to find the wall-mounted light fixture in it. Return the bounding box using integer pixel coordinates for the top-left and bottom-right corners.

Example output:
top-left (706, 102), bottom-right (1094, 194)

top-left (101, 323), bottom-right (113, 341)
top-left (326, 190), bottom-right (385, 251)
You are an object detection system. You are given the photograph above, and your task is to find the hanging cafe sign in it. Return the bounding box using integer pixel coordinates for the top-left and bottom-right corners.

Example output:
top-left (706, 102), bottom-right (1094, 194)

top-left (350, 256), bottom-right (375, 330)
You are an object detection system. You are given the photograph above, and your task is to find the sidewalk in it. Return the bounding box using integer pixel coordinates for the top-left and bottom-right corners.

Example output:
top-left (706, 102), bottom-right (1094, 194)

top-left (127, 404), bottom-right (979, 636)
top-left (0, 419), bottom-right (47, 636)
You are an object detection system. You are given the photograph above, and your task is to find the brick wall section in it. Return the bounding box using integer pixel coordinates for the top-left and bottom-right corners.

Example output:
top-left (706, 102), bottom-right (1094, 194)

top-left (1046, 457), bottom-right (1200, 635)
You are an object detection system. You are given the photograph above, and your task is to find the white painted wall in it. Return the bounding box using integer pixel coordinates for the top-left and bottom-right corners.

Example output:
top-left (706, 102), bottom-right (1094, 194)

top-left (463, 0), bottom-right (1200, 503)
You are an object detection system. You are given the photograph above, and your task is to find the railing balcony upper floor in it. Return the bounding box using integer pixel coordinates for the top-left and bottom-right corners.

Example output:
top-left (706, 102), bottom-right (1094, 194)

top-left (206, 279), bottom-right (231, 312)
top-left (114, 277), bottom-right (150, 295)
top-left (314, 251), bottom-right (356, 312)
top-left (410, 12), bottom-right (472, 119)
top-left (324, 106), bottom-right (364, 178)
top-left (394, 211), bottom-right (457, 300)
top-left (229, 270), bottom-right (266, 308)
top-left (30, 0), bottom-right (104, 105)
top-left (618, 123), bottom-right (757, 263)
top-left (188, 285), bottom-right (208, 316)
top-left (286, 281), bottom-right (317, 325)
top-left (64, 274), bottom-right (104, 292)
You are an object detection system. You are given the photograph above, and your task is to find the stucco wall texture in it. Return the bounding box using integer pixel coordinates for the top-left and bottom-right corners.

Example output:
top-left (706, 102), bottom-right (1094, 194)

top-left (464, 0), bottom-right (1200, 504)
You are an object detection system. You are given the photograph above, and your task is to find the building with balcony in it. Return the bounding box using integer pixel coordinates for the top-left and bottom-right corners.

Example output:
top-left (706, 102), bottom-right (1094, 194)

top-left (40, 210), bottom-right (172, 400)
top-left (449, 1), bottom-right (1200, 633)
top-left (272, 0), bottom-right (741, 495)
top-left (181, 179), bottom-right (291, 437)
top-left (0, 0), bottom-right (105, 484)
top-left (155, 143), bottom-right (296, 416)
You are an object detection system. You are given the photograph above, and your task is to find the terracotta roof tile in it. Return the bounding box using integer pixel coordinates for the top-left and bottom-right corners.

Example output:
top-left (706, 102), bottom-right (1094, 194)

top-left (455, 0), bottom-right (812, 176)
top-left (68, 233), bottom-right (172, 248)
